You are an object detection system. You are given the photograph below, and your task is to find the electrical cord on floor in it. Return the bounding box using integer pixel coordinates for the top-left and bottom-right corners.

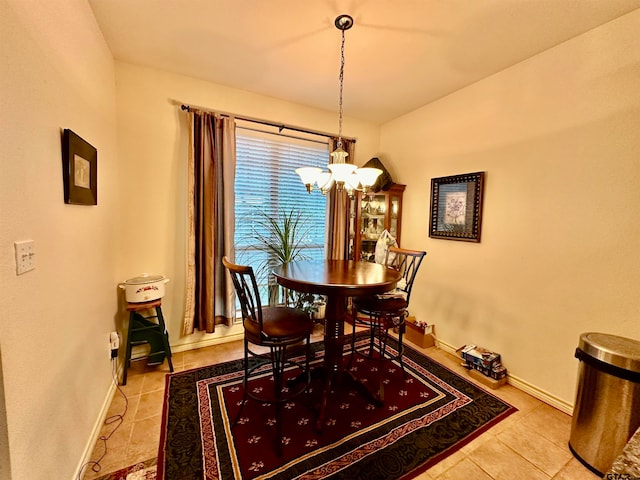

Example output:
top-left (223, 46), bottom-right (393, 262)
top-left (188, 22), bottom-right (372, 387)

top-left (77, 358), bottom-right (129, 480)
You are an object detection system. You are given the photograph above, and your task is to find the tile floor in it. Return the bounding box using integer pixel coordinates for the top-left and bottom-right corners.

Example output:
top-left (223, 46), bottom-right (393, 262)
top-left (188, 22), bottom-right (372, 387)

top-left (82, 324), bottom-right (600, 480)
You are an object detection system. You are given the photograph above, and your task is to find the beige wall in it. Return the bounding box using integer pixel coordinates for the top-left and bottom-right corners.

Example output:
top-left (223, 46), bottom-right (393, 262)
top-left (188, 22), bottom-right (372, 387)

top-left (380, 10), bottom-right (640, 410)
top-left (0, 0), bottom-right (119, 478)
top-left (114, 62), bottom-right (382, 349)
top-left (3, 1), bottom-right (638, 477)
top-left (1, 5), bottom-right (381, 475)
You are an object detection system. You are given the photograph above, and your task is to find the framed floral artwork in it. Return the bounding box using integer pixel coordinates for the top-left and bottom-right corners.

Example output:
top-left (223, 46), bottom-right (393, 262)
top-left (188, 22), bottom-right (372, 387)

top-left (429, 172), bottom-right (485, 242)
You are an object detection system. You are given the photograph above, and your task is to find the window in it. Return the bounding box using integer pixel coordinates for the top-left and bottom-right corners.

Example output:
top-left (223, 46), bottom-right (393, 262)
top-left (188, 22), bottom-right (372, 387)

top-left (234, 126), bottom-right (328, 301)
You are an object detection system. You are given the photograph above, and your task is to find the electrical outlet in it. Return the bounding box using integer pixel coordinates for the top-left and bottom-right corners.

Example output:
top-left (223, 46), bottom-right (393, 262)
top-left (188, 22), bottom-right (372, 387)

top-left (109, 331), bottom-right (120, 359)
top-left (14, 240), bottom-right (35, 275)
top-left (110, 331), bottom-right (120, 350)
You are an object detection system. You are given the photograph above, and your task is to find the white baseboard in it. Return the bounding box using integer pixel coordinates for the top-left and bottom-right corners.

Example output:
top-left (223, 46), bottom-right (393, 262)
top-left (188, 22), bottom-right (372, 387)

top-left (435, 338), bottom-right (573, 415)
top-left (506, 372), bottom-right (573, 415)
top-left (170, 331), bottom-right (244, 353)
top-left (73, 366), bottom-right (119, 480)
top-left (75, 332), bottom-right (243, 479)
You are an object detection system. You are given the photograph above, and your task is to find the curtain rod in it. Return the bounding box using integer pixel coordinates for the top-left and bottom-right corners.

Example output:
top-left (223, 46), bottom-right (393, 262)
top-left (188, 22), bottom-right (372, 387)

top-left (237, 125), bottom-right (329, 145)
top-left (179, 103), bottom-right (356, 143)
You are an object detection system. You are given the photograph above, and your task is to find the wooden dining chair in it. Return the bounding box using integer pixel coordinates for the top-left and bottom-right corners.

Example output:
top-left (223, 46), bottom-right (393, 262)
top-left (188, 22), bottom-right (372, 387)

top-left (349, 247), bottom-right (426, 383)
top-left (222, 256), bottom-right (314, 456)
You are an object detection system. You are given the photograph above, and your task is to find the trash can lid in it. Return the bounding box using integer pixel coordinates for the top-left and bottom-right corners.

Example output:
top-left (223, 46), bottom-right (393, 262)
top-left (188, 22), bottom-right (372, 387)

top-left (578, 333), bottom-right (640, 373)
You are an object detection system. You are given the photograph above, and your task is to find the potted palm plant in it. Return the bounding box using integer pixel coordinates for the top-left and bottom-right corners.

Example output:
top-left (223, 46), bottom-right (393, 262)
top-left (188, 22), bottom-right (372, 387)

top-left (243, 208), bottom-right (323, 315)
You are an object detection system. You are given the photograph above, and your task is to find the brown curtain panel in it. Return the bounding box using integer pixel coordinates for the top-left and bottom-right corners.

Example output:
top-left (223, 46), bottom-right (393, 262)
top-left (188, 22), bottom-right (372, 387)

top-left (326, 137), bottom-right (355, 260)
top-left (183, 111), bottom-right (236, 334)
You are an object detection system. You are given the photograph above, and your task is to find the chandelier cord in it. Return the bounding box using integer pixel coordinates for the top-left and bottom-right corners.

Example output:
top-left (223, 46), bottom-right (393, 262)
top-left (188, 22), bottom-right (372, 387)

top-left (295, 14), bottom-right (381, 196)
top-left (337, 28), bottom-right (345, 149)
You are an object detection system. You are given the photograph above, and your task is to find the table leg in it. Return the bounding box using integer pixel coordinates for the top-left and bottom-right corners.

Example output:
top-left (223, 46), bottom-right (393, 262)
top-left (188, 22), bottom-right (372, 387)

top-left (323, 294), bottom-right (345, 373)
top-left (314, 294), bottom-right (382, 432)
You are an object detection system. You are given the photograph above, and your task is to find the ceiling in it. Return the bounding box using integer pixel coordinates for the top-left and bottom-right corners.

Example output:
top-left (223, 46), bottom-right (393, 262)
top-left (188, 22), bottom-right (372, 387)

top-left (89, 0), bottom-right (640, 124)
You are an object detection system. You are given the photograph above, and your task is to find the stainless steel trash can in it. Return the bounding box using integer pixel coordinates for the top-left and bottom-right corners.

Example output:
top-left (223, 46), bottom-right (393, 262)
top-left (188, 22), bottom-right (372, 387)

top-left (569, 332), bottom-right (640, 476)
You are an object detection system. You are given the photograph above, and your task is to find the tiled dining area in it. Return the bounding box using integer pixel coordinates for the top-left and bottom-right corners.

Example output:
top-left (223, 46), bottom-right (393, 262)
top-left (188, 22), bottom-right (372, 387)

top-left (82, 323), bottom-right (599, 480)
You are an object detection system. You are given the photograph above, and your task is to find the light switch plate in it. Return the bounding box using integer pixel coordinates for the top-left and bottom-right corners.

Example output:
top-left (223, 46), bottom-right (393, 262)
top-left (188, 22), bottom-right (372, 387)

top-left (14, 240), bottom-right (35, 275)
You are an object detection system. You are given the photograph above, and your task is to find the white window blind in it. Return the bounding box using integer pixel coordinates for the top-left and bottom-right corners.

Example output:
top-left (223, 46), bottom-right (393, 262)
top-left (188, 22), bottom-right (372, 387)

top-left (234, 127), bottom-right (329, 298)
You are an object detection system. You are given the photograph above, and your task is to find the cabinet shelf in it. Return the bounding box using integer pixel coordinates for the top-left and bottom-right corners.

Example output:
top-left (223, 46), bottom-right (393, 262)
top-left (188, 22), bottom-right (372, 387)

top-left (348, 183), bottom-right (405, 262)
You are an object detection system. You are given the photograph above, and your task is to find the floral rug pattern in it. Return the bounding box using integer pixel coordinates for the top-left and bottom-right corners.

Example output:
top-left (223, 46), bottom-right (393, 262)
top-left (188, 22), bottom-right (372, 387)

top-left (157, 334), bottom-right (516, 479)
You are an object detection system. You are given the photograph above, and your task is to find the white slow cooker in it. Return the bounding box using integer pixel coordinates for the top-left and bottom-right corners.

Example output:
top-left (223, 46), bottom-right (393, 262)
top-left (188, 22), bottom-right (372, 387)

top-left (122, 273), bottom-right (169, 303)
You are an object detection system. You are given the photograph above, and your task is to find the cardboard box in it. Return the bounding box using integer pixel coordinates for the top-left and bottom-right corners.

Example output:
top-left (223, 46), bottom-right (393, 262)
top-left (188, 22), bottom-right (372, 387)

top-left (459, 345), bottom-right (508, 380)
top-left (404, 317), bottom-right (435, 349)
top-left (469, 368), bottom-right (507, 389)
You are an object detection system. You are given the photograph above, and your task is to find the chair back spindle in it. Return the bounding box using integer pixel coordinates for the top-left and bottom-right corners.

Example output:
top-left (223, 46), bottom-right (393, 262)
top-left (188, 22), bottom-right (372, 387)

top-left (222, 258), bottom-right (264, 333)
top-left (385, 246), bottom-right (426, 304)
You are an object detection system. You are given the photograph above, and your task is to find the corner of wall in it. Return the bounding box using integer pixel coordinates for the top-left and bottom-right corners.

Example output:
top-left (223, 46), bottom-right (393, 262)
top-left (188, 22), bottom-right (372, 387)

top-left (0, 345), bottom-right (13, 480)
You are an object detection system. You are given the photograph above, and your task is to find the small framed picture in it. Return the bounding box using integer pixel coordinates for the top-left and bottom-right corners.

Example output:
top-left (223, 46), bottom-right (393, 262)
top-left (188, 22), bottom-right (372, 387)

top-left (62, 129), bottom-right (97, 205)
top-left (429, 171), bottom-right (485, 242)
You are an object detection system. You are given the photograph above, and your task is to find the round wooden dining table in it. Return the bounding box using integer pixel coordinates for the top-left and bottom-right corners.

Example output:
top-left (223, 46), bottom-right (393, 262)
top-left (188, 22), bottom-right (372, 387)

top-left (272, 259), bottom-right (401, 430)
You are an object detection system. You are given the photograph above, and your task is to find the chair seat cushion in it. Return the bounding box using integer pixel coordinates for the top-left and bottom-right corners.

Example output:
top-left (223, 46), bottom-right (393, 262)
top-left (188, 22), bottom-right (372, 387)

top-left (353, 294), bottom-right (408, 314)
top-left (244, 306), bottom-right (313, 343)
top-left (375, 288), bottom-right (407, 301)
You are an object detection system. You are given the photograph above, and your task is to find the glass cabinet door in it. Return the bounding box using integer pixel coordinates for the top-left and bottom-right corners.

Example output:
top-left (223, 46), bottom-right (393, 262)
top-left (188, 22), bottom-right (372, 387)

top-left (351, 184), bottom-right (405, 262)
top-left (359, 193), bottom-right (386, 261)
top-left (389, 193), bottom-right (400, 238)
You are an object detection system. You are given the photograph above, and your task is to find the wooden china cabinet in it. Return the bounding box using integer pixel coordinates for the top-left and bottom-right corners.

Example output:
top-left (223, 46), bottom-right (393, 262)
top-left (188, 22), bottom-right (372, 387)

top-left (348, 183), bottom-right (405, 262)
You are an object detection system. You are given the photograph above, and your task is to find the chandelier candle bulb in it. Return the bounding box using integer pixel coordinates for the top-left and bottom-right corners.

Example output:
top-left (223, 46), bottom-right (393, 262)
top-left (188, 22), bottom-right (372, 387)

top-left (316, 171), bottom-right (334, 194)
top-left (295, 167), bottom-right (322, 193)
top-left (355, 167), bottom-right (383, 189)
top-left (328, 161), bottom-right (357, 186)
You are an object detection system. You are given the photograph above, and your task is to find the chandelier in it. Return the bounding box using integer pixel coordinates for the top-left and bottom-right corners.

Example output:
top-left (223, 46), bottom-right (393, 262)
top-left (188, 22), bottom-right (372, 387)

top-left (296, 14), bottom-right (381, 197)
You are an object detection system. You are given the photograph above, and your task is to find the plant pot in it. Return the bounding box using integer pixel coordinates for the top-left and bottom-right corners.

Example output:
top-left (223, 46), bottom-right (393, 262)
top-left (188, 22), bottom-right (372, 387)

top-left (312, 301), bottom-right (326, 320)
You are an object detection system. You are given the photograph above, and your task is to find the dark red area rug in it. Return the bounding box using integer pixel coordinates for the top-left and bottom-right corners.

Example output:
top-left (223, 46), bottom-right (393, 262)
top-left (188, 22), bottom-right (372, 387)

top-left (158, 333), bottom-right (516, 479)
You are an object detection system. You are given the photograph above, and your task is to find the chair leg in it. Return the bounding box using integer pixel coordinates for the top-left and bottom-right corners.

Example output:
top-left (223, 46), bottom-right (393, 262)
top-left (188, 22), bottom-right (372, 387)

top-left (397, 331), bottom-right (406, 376)
top-left (270, 344), bottom-right (286, 457)
top-left (305, 335), bottom-right (311, 385)
top-left (368, 317), bottom-right (379, 356)
top-left (377, 315), bottom-right (388, 400)
top-left (379, 315), bottom-right (389, 359)
top-left (233, 337), bottom-right (250, 426)
top-left (253, 344), bottom-right (289, 456)
top-left (398, 312), bottom-right (407, 376)
top-left (348, 315), bottom-right (358, 369)
top-left (349, 313), bottom-right (385, 363)
top-left (233, 338), bottom-right (311, 457)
